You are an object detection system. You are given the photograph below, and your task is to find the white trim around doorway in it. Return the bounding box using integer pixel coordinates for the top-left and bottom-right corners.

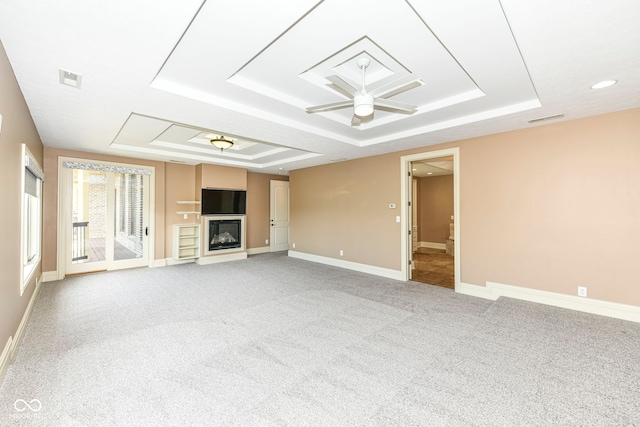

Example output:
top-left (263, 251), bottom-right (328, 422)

top-left (56, 156), bottom-right (156, 279)
top-left (400, 148), bottom-right (460, 289)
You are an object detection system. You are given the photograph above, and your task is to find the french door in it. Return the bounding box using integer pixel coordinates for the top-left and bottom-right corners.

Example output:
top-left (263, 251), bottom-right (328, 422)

top-left (62, 160), bottom-right (151, 275)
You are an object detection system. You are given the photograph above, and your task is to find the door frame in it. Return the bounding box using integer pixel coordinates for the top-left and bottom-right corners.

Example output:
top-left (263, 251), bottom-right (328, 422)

top-left (269, 180), bottom-right (290, 252)
top-left (400, 148), bottom-right (460, 289)
top-left (56, 156), bottom-right (156, 278)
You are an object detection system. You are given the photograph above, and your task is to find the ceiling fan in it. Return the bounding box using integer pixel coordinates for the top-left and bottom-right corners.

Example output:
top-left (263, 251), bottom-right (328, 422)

top-left (306, 58), bottom-right (424, 126)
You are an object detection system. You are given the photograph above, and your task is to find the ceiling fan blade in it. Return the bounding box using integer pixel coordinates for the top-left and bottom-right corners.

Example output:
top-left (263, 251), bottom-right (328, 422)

top-left (326, 75), bottom-right (358, 98)
top-left (351, 113), bottom-right (374, 126)
top-left (370, 74), bottom-right (424, 99)
top-left (374, 98), bottom-right (417, 114)
top-left (306, 100), bottom-right (353, 114)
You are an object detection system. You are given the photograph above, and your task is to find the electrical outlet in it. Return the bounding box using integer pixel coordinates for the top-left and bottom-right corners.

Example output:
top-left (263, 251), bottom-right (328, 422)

top-left (265, 239), bottom-right (269, 245)
top-left (339, 250), bottom-right (344, 256)
top-left (292, 243), bottom-right (296, 249)
top-left (578, 286), bottom-right (587, 297)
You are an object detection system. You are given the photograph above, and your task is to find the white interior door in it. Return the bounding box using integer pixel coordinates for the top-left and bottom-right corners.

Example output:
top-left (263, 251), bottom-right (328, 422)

top-left (63, 161), bottom-right (150, 275)
top-left (270, 180), bottom-right (290, 252)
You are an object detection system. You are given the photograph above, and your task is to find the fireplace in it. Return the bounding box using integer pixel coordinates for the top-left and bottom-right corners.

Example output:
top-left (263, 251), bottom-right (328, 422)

top-left (203, 216), bottom-right (245, 256)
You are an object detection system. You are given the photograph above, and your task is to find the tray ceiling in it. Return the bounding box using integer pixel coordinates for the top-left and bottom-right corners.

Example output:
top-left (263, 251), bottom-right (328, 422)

top-left (0, 0), bottom-right (638, 174)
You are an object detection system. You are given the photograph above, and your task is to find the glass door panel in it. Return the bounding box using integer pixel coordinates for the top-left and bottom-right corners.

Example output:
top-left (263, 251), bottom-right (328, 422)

top-left (65, 164), bottom-right (149, 275)
top-left (70, 169), bottom-right (108, 270)
top-left (113, 173), bottom-right (145, 262)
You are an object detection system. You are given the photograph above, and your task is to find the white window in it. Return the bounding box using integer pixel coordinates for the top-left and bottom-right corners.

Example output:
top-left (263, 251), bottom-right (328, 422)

top-left (21, 144), bottom-right (44, 294)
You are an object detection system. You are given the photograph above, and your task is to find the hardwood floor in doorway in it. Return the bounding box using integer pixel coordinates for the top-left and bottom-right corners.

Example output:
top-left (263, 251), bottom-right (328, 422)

top-left (412, 247), bottom-right (454, 289)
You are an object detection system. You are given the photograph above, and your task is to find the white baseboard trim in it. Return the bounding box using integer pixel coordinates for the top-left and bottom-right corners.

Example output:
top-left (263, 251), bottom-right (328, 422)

top-left (12, 276), bottom-right (42, 359)
top-left (247, 247), bottom-right (270, 255)
top-left (0, 336), bottom-right (12, 385)
top-left (151, 259), bottom-right (168, 268)
top-left (196, 251), bottom-right (247, 265)
top-left (42, 271), bottom-right (60, 282)
top-left (288, 251), bottom-right (403, 281)
top-left (1, 274), bottom-right (42, 384)
top-left (457, 281), bottom-right (640, 323)
top-left (165, 257), bottom-right (196, 266)
top-left (420, 242), bottom-right (446, 250)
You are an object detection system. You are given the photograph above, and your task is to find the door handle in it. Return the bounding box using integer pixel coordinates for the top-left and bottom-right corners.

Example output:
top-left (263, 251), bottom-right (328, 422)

top-left (145, 227), bottom-right (149, 236)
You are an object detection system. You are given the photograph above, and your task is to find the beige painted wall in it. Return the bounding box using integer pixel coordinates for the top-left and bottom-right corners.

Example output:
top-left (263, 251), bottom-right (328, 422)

top-left (290, 154), bottom-right (401, 270)
top-left (291, 108), bottom-right (640, 307)
top-left (418, 175), bottom-right (453, 244)
top-left (163, 164), bottom-right (281, 256)
top-left (0, 41), bottom-right (44, 354)
top-left (197, 163), bottom-right (247, 190)
top-left (165, 163), bottom-right (197, 257)
top-left (42, 148), bottom-right (166, 270)
top-left (246, 173), bottom-right (289, 249)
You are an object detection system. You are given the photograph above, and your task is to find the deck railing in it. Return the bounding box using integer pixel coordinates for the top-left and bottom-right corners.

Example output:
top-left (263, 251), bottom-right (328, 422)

top-left (72, 221), bottom-right (89, 261)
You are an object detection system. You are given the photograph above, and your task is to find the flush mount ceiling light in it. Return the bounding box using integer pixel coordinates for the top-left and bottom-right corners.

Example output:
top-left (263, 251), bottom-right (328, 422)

top-left (210, 136), bottom-right (234, 152)
top-left (591, 80), bottom-right (618, 89)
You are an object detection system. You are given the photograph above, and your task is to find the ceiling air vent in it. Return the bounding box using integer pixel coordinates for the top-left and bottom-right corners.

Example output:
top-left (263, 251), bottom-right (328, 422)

top-left (59, 69), bottom-right (82, 89)
top-left (528, 114), bottom-right (564, 124)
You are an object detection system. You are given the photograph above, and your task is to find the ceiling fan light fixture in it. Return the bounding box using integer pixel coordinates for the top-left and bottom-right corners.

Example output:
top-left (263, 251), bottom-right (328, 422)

top-left (210, 136), bottom-right (234, 152)
top-left (354, 94), bottom-right (374, 117)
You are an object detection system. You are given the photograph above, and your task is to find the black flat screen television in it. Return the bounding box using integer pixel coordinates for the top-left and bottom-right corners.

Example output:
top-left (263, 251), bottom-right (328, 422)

top-left (201, 188), bottom-right (246, 215)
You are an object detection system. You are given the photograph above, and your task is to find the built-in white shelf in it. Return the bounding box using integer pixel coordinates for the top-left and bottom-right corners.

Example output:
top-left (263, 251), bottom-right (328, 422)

top-left (173, 224), bottom-right (201, 260)
top-left (176, 201), bottom-right (201, 218)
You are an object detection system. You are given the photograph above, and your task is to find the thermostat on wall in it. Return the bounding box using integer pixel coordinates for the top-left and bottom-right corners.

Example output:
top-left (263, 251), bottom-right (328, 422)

top-left (389, 203), bottom-right (396, 209)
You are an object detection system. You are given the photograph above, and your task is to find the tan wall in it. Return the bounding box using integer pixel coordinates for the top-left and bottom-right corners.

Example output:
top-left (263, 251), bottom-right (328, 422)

top-left (197, 163), bottom-right (247, 190)
top-left (418, 175), bottom-right (453, 244)
top-left (165, 163), bottom-right (197, 257)
top-left (290, 108), bottom-right (640, 307)
top-left (42, 151), bottom-right (277, 266)
top-left (290, 154), bottom-right (401, 270)
top-left (42, 148), bottom-right (166, 270)
top-left (246, 173), bottom-right (289, 249)
top-left (0, 41), bottom-right (44, 355)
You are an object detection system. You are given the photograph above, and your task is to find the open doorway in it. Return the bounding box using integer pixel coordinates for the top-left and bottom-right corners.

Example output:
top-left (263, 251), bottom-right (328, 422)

top-left (400, 148), bottom-right (460, 290)
top-left (410, 156), bottom-right (454, 289)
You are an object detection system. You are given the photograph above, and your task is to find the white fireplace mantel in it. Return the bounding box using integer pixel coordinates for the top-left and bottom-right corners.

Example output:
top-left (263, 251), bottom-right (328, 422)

top-left (197, 215), bottom-right (247, 265)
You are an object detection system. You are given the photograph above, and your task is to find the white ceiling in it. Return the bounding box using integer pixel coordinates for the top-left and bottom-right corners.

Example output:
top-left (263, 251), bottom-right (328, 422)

top-left (412, 157), bottom-right (454, 178)
top-left (1, 0), bottom-right (638, 175)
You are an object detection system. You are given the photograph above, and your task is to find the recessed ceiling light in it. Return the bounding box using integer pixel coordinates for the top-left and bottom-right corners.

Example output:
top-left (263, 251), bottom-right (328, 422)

top-left (427, 172), bottom-right (433, 175)
top-left (591, 80), bottom-right (618, 89)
